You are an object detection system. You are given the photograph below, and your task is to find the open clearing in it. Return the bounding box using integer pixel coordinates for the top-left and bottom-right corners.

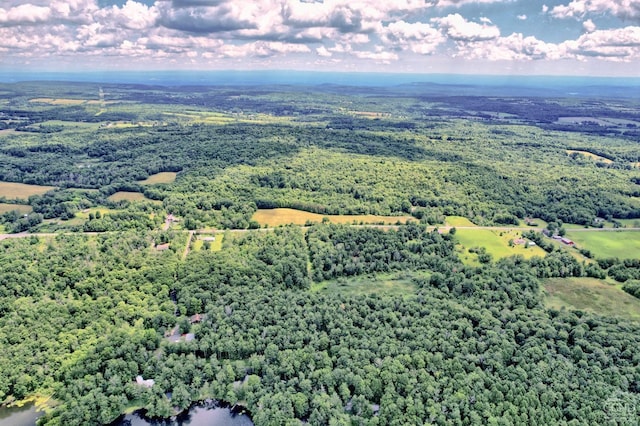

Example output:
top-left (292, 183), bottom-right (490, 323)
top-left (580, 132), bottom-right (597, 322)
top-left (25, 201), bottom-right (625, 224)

top-left (565, 230), bottom-right (640, 259)
top-left (0, 203), bottom-right (32, 214)
top-left (455, 228), bottom-right (547, 265)
top-left (137, 172), bottom-right (177, 185)
top-left (0, 182), bottom-right (56, 200)
top-left (544, 277), bottom-right (640, 321)
top-left (30, 98), bottom-right (90, 105)
top-left (311, 272), bottom-right (421, 297)
top-left (445, 216), bottom-right (477, 227)
top-left (107, 192), bottom-right (150, 202)
top-left (192, 234), bottom-right (223, 252)
top-left (566, 149), bottom-right (613, 164)
top-left (252, 208), bottom-right (414, 227)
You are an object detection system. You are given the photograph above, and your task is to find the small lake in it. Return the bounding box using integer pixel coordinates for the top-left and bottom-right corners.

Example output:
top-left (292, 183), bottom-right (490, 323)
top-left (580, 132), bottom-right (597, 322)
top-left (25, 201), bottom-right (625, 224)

top-left (111, 401), bottom-right (253, 426)
top-left (0, 403), bottom-right (43, 426)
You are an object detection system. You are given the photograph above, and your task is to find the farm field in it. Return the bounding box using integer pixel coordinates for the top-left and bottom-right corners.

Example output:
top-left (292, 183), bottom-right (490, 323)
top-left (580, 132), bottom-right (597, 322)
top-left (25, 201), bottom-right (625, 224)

top-left (564, 230), bottom-right (640, 259)
top-left (137, 172), bottom-right (177, 185)
top-left (455, 228), bottom-right (547, 265)
top-left (252, 208), bottom-right (414, 227)
top-left (107, 191), bottom-right (151, 202)
top-left (0, 182), bottom-right (55, 200)
top-left (445, 216), bottom-right (477, 227)
top-left (0, 203), bottom-right (32, 214)
top-left (544, 277), bottom-right (640, 321)
top-left (566, 149), bottom-right (613, 163)
top-left (311, 272), bottom-right (422, 297)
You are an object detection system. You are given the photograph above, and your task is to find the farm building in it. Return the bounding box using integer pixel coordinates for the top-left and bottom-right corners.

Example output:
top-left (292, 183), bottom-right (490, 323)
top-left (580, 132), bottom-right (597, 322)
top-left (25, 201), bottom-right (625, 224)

top-left (560, 238), bottom-right (574, 246)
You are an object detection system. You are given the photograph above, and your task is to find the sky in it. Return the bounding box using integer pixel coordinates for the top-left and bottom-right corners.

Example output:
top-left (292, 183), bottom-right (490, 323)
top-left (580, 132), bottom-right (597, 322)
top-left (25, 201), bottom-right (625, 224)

top-left (1, 0), bottom-right (640, 76)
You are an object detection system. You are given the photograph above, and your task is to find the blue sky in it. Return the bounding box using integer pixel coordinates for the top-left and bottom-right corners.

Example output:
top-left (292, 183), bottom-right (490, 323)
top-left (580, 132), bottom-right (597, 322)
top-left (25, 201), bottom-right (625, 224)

top-left (1, 0), bottom-right (640, 76)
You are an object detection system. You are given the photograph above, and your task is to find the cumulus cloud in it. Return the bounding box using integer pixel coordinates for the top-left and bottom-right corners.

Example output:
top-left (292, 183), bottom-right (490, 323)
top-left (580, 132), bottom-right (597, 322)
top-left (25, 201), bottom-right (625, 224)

top-left (382, 21), bottom-right (445, 54)
top-left (0, 4), bottom-right (51, 26)
top-left (517, 14), bottom-right (527, 20)
top-left (583, 19), bottom-right (596, 32)
top-left (432, 13), bottom-right (500, 41)
top-left (561, 26), bottom-right (640, 60)
top-left (550, 0), bottom-right (640, 22)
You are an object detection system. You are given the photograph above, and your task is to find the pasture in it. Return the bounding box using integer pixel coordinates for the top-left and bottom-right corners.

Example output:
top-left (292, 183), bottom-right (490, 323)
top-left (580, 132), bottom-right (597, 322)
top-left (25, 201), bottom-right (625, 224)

top-left (564, 230), bottom-right (640, 259)
top-left (455, 228), bottom-right (547, 265)
top-left (311, 272), bottom-right (421, 297)
top-left (137, 172), bottom-right (177, 185)
top-left (252, 208), bottom-right (414, 227)
top-left (0, 203), bottom-right (32, 214)
top-left (544, 277), bottom-right (640, 321)
top-left (107, 191), bottom-right (149, 202)
top-left (0, 182), bottom-right (56, 200)
top-left (566, 149), bottom-right (613, 164)
top-left (445, 216), bottom-right (477, 227)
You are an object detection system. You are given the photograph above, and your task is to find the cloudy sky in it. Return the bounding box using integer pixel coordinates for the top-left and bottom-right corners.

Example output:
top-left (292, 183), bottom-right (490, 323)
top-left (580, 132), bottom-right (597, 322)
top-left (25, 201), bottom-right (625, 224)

top-left (1, 0), bottom-right (640, 76)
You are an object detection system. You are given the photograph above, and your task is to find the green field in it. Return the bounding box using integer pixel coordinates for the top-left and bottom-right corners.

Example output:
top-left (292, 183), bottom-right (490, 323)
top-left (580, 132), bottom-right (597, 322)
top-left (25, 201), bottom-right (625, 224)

top-left (445, 216), bottom-right (477, 227)
top-left (455, 228), bottom-right (547, 265)
top-left (544, 277), bottom-right (640, 321)
top-left (0, 203), bottom-right (32, 214)
top-left (137, 172), bottom-right (178, 185)
top-left (107, 191), bottom-right (149, 202)
top-left (311, 272), bottom-right (422, 297)
top-left (0, 182), bottom-right (56, 200)
top-left (193, 234), bottom-right (223, 252)
top-left (565, 230), bottom-right (640, 259)
top-left (252, 208), bottom-right (414, 227)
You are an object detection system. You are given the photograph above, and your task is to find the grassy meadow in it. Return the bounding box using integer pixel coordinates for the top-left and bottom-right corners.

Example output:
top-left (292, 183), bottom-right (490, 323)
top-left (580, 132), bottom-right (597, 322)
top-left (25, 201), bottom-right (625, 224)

top-left (0, 182), bottom-right (56, 200)
top-left (544, 277), bottom-right (640, 321)
top-left (455, 228), bottom-right (547, 265)
top-left (107, 191), bottom-right (150, 202)
top-left (565, 230), bottom-right (640, 259)
top-left (0, 203), bottom-right (32, 214)
top-left (566, 150), bottom-right (613, 164)
top-left (137, 172), bottom-right (178, 185)
top-left (192, 234), bottom-right (223, 252)
top-left (252, 208), bottom-right (414, 227)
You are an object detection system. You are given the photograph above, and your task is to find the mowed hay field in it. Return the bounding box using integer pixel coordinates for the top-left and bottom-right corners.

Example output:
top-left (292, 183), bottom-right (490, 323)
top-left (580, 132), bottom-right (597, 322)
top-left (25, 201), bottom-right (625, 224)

top-left (545, 277), bottom-right (640, 321)
top-left (252, 208), bottom-right (415, 227)
top-left (566, 149), bottom-right (613, 164)
top-left (455, 228), bottom-right (547, 265)
top-left (0, 182), bottom-right (56, 200)
top-left (565, 230), bottom-right (640, 259)
top-left (137, 172), bottom-right (177, 185)
top-left (107, 191), bottom-right (149, 202)
top-left (0, 203), bottom-right (32, 214)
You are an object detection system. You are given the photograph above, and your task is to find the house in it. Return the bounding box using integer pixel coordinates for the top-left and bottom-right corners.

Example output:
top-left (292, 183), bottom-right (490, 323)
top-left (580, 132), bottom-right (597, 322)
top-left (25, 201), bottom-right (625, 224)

top-left (200, 236), bottom-right (216, 242)
top-left (513, 238), bottom-right (526, 245)
top-left (190, 313), bottom-right (203, 324)
top-left (155, 243), bottom-right (170, 251)
top-left (166, 214), bottom-right (179, 223)
top-left (136, 376), bottom-right (155, 388)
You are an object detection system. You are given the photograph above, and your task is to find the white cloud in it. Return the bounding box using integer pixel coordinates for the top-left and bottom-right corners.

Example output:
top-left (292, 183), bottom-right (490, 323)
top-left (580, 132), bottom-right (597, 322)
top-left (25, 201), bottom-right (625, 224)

top-left (455, 32), bottom-right (562, 61)
top-left (551, 0), bottom-right (640, 22)
top-left (542, 5), bottom-right (549, 13)
top-left (316, 45), bottom-right (332, 57)
top-left (561, 26), bottom-right (640, 60)
top-left (382, 21), bottom-right (445, 54)
top-left (432, 13), bottom-right (500, 41)
top-left (0, 4), bottom-right (51, 25)
top-left (352, 48), bottom-right (399, 63)
top-left (517, 14), bottom-right (527, 20)
top-left (583, 19), bottom-right (596, 32)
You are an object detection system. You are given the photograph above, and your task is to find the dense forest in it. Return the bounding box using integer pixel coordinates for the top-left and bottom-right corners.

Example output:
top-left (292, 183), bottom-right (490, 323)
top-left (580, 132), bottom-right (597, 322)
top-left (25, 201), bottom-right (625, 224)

top-left (0, 81), bottom-right (639, 425)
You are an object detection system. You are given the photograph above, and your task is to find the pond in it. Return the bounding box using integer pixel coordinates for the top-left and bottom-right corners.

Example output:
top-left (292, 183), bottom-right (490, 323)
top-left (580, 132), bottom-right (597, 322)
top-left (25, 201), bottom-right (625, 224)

top-left (0, 402), bottom-right (43, 426)
top-left (111, 401), bottom-right (253, 426)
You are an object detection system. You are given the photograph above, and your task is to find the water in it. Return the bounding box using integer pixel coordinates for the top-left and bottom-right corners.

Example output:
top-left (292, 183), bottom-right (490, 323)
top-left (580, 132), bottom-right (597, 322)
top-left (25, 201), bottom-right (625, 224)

top-left (0, 403), bottom-right (43, 426)
top-left (111, 401), bottom-right (253, 426)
